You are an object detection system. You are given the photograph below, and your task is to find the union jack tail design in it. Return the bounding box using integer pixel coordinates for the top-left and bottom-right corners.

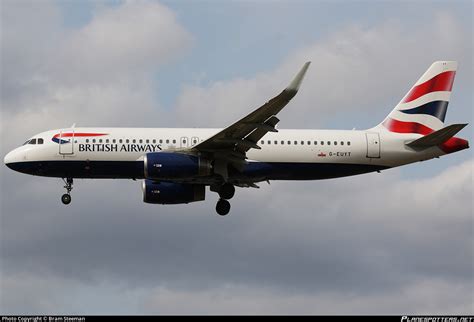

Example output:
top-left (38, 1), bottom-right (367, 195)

top-left (378, 61), bottom-right (468, 153)
top-left (380, 61), bottom-right (457, 133)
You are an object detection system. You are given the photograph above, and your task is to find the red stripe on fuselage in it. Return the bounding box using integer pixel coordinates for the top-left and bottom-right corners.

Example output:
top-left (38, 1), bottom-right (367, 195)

top-left (402, 71), bottom-right (455, 103)
top-left (382, 118), bottom-right (468, 154)
top-left (53, 133), bottom-right (108, 138)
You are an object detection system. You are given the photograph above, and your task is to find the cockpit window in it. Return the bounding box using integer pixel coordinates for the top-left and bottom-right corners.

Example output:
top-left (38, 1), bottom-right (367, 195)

top-left (37, 138), bottom-right (44, 144)
top-left (29, 139), bottom-right (37, 145)
top-left (23, 140), bottom-right (30, 145)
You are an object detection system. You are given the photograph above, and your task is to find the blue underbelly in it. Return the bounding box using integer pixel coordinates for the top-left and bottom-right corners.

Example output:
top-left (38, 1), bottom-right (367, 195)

top-left (6, 160), bottom-right (388, 181)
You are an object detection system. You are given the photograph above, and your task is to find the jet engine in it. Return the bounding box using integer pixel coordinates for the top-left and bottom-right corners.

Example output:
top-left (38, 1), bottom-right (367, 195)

top-left (144, 152), bottom-right (211, 179)
top-left (142, 180), bottom-right (205, 204)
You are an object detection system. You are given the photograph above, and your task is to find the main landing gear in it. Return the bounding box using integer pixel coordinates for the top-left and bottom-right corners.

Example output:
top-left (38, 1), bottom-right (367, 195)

top-left (61, 178), bottom-right (73, 205)
top-left (213, 183), bottom-right (235, 216)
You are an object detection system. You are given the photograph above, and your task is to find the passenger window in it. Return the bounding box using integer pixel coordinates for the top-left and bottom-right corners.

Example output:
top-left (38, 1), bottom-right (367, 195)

top-left (334, 141), bottom-right (337, 145)
top-left (267, 140), bottom-right (270, 144)
top-left (327, 141), bottom-right (331, 145)
top-left (92, 139), bottom-right (96, 143)
top-left (132, 139), bottom-right (136, 143)
top-left (281, 141), bottom-right (284, 145)
top-left (347, 141), bottom-right (351, 146)
top-left (119, 139), bottom-right (123, 143)
top-left (125, 139), bottom-right (129, 144)
top-left (274, 140), bottom-right (278, 145)
top-left (172, 139), bottom-right (176, 144)
top-left (307, 141), bottom-right (311, 145)
top-left (321, 141), bottom-right (324, 145)
top-left (261, 140), bottom-right (264, 144)
top-left (166, 139), bottom-right (169, 144)
top-left (301, 141), bottom-right (304, 145)
top-left (146, 139), bottom-right (149, 144)
top-left (193, 139), bottom-right (197, 144)
top-left (314, 141), bottom-right (318, 145)
top-left (287, 141), bottom-right (291, 145)
top-left (105, 139), bottom-right (109, 143)
top-left (99, 139), bottom-right (103, 143)
top-left (294, 141), bottom-right (298, 145)
top-left (86, 139), bottom-right (89, 143)
top-left (29, 139), bottom-right (37, 144)
top-left (152, 139), bottom-right (156, 144)
top-left (112, 139), bottom-right (116, 143)
top-left (341, 141), bottom-right (344, 145)
top-left (139, 139), bottom-right (143, 144)
top-left (159, 139), bottom-right (163, 144)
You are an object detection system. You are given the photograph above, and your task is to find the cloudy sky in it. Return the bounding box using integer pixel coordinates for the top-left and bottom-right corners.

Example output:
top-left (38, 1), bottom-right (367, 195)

top-left (1, 0), bottom-right (473, 314)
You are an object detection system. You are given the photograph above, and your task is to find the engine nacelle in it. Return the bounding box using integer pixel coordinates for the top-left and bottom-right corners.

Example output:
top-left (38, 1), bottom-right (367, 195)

top-left (142, 180), bottom-right (205, 204)
top-left (144, 152), bottom-right (211, 179)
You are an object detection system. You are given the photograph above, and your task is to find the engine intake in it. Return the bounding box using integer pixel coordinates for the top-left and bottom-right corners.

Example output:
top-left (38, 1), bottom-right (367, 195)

top-left (144, 152), bottom-right (211, 179)
top-left (142, 180), bottom-right (205, 204)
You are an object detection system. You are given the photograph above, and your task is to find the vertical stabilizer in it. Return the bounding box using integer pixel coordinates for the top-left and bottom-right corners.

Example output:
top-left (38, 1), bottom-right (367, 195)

top-left (378, 61), bottom-right (457, 134)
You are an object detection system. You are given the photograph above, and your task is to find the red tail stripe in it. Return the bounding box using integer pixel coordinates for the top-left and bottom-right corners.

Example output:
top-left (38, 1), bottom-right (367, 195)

top-left (53, 133), bottom-right (108, 138)
top-left (402, 71), bottom-right (455, 104)
top-left (382, 118), bottom-right (434, 135)
top-left (440, 137), bottom-right (469, 154)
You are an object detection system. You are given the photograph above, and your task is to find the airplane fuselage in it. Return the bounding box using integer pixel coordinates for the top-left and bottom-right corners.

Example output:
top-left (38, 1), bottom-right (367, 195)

top-left (4, 127), bottom-right (458, 184)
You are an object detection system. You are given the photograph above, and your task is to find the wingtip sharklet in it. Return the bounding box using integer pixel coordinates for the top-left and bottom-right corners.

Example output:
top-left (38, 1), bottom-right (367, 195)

top-left (286, 61), bottom-right (311, 93)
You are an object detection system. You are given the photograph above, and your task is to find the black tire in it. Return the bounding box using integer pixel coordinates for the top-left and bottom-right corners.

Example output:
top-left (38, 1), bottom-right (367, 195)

top-left (61, 194), bottom-right (71, 205)
top-left (216, 199), bottom-right (231, 216)
top-left (218, 183), bottom-right (235, 200)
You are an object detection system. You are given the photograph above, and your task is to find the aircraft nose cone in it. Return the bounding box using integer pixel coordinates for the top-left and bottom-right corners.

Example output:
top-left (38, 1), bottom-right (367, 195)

top-left (4, 150), bottom-right (14, 166)
top-left (4, 149), bottom-right (21, 171)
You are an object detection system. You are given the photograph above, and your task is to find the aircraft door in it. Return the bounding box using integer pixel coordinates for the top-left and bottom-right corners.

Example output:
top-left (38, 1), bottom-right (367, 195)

top-left (366, 132), bottom-right (380, 158)
top-left (59, 129), bottom-right (74, 155)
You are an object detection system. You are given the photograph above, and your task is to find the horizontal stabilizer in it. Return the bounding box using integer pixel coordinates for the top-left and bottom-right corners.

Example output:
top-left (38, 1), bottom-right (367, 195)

top-left (406, 123), bottom-right (468, 148)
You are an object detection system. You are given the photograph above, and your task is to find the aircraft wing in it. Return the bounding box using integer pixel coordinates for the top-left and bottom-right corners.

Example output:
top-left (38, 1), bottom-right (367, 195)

top-left (193, 62), bottom-right (310, 176)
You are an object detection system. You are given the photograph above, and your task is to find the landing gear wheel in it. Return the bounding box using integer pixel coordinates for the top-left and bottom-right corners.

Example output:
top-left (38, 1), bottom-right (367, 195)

top-left (216, 199), bottom-right (231, 216)
top-left (61, 193), bottom-right (71, 205)
top-left (218, 183), bottom-right (235, 200)
top-left (61, 178), bottom-right (73, 205)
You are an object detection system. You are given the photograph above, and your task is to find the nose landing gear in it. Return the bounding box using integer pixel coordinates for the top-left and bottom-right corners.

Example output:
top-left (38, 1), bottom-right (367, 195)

top-left (61, 178), bottom-right (73, 205)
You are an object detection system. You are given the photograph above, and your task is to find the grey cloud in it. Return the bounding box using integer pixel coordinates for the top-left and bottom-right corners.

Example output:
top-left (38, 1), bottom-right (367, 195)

top-left (1, 0), bottom-right (192, 148)
top-left (54, 1), bottom-right (192, 86)
top-left (1, 159), bottom-right (472, 313)
top-left (174, 14), bottom-right (472, 130)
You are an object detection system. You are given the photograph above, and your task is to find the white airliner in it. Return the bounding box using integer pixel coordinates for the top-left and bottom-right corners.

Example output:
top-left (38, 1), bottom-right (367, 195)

top-left (4, 61), bottom-right (469, 215)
